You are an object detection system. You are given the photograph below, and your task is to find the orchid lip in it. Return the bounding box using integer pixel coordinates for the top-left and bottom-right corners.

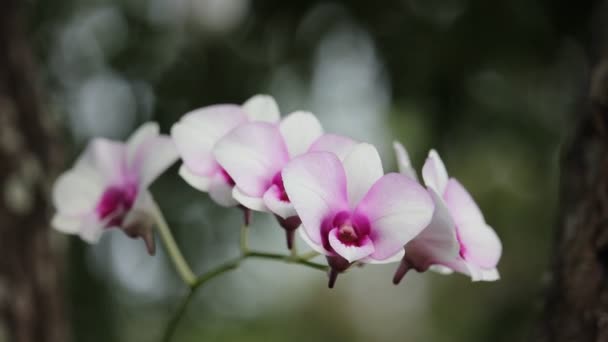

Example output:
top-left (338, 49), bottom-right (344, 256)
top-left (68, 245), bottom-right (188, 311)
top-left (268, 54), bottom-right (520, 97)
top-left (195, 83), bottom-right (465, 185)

top-left (96, 182), bottom-right (138, 228)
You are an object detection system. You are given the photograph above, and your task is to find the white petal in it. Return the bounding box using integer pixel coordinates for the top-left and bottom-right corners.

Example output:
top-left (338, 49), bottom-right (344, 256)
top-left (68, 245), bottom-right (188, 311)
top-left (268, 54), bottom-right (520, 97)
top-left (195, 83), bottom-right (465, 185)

top-left (75, 138), bottom-right (126, 184)
top-left (51, 214), bottom-right (81, 234)
top-left (178, 164), bottom-right (211, 192)
top-left (328, 228), bottom-right (375, 263)
top-left (127, 122), bottom-right (159, 165)
top-left (309, 134), bottom-right (358, 161)
top-left (214, 122), bottom-right (289, 197)
top-left (133, 136), bottom-right (178, 187)
top-left (171, 105), bottom-right (247, 176)
top-left (343, 143), bottom-right (384, 208)
top-left (282, 152), bottom-right (349, 246)
top-left (242, 94), bottom-right (280, 123)
top-left (421, 149), bottom-right (449, 195)
top-left (429, 265), bottom-right (455, 275)
top-left (298, 228), bottom-right (330, 255)
top-left (208, 173), bottom-right (238, 207)
top-left (78, 214), bottom-right (106, 243)
top-left (279, 111), bottom-right (323, 157)
top-left (362, 248), bottom-right (405, 264)
top-left (403, 189), bottom-right (460, 270)
top-left (52, 169), bottom-right (103, 216)
top-left (444, 179), bottom-right (502, 268)
top-left (393, 141), bottom-right (418, 181)
top-left (355, 173), bottom-right (434, 261)
top-left (233, 187), bottom-right (268, 212)
top-left (263, 185), bottom-right (297, 219)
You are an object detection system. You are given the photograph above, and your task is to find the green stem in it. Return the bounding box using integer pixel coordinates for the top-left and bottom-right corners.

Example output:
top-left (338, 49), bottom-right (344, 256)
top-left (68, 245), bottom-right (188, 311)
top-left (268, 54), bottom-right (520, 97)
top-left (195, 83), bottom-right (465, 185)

top-left (161, 252), bottom-right (328, 342)
top-left (151, 200), bottom-right (197, 286)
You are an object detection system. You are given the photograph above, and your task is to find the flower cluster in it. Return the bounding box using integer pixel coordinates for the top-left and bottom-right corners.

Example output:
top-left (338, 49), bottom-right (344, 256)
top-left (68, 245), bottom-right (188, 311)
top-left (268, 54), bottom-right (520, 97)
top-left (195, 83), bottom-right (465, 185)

top-left (52, 94), bottom-right (502, 288)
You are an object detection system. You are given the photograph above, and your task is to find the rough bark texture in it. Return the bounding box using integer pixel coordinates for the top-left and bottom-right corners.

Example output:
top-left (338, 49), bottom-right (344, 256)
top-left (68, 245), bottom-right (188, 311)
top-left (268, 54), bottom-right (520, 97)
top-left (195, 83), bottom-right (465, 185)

top-left (538, 33), bottom-right (608, 342)
top-left (0, 0), bottom-right (67, 341)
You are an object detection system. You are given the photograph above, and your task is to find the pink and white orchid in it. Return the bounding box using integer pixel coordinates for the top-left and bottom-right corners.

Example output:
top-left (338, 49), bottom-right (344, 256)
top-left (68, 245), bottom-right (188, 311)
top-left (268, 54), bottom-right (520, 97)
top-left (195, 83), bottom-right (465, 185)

top-left (282, 143), bottom-right (435, 287)
top-left (213, 111), bottom-right (323, 248)
top-left (171, 95), bottom-right (280, 208)
top-left (51, 122), bottom-right (178, 254)
top-left (392, 142), bottom-right (502, 283)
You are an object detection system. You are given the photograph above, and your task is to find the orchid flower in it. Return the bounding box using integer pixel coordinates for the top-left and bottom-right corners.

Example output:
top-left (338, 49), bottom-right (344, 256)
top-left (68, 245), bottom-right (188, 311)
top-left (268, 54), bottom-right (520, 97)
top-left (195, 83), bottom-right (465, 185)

top-left (392, 142), bottom-right (502, 283)
top-left (171, 95), bottom-right (280, 209)
top-left (51, 123), bottom-right (178, 255)
top-left (213, 111), bottom-right (323, 248)
top-left (282, 143), bottom-right (435, 287)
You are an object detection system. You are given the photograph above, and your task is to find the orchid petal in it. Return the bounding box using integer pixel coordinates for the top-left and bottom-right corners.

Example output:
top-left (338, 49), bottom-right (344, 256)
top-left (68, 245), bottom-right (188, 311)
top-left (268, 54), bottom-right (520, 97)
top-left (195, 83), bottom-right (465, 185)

top-left (214, 122), bottom-right (289, 197)
top-left (178, 164), bottom-right (211, 192)
top-left (403, 189), bottom-right (460, 270)
top-left (355, 173), bottom-right (434, 261)
top-left (393, 141), bottom-right (418, 181)
top-left (343, 143), bottom-right (384, 208)
top-left (52, 169), bottom-right (104, 216)
top-left (362, 248), bottom-right (405, 264)
top-left (263, 185), bottom-right (298, 219)
top-left (279, 111), bottom-right (323, 158)
top-left (75, 138), bottom-right (126, 184)
top-left (444, 179), bottom-right (502, 268)
top-left (242, 94), bottom-right (280, 123)
top-left (309, 134), bottom-right (358, 161)
top-left (283, 151), bottom-right (348, 246)
top-left (328, 228), bottom-right (375, 263)
top-left (233, 187), bottom-right (268, 212)
top-left (422, 149), bottom-right (449, 194)
top-left (171, 105), bottom-right (247, 176)
top-left (298, 229), bottom-right (330, 255)
top-left (134, 136), bottom-right (178, 187)
top-left (127, 122), bottom-right (159, 166)
top-left (51, 214), bottom-right (81, 234)
top-left (208, 172), bottom-right (238, 207)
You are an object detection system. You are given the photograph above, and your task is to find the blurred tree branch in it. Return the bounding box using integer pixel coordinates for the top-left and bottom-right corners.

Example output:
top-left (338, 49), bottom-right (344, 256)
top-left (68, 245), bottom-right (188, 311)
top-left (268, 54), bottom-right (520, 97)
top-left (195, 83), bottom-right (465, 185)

top-left (0, 0), bottom-right (67, 341)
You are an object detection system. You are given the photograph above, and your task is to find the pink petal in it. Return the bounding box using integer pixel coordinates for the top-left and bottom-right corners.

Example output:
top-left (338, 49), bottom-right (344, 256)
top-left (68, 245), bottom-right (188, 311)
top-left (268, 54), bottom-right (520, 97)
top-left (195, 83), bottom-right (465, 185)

top-left (362, 249), bottom-right (405, 264)
top-left (178, 164), bottom-right (211, 192)
top-left (444, 179), bottom-right (502, 268)
top-left (393, 141), bottom-right (418, 181)
top-left (355, 173), bottom-right (434, 261)
top-left (242, 94), bottom-right (280, 123)
top-left (214, 122), bottom-right (290, 197)
top-left (233, 187), bottom-right (268, 212)
top-left (298, 228), bottom-right (330, 255)
top-left (208, 172), bottom-right (238, 207)
top-left (133, 135), bottom-right (178, 187)
top-left (279, 111), bottom-right (323, 157)
top-left (328, 228), bottom-right (375, 263)
top-left (75, 138), bottom-right (126, 184)
top-left (171, 105), bottom-right (247, 176)
top-left (127, 122), bottom-right (159, 166)
top-left (343, 143), bottom-right (384, 208)
top-left (263, 185), bottom-right (298, 219)
top-left (282, 151), bottom-right (349, 246)
top-left (403, 189), bottom-right (460, 270)
top-left (309, 134), bottom-right (358, 161)
top-left (422, 149), bottom-right (449, 195)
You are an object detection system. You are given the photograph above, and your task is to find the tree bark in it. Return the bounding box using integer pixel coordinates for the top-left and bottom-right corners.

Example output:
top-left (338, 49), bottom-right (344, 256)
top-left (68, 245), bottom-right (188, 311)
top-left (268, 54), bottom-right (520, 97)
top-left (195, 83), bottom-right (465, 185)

top-left (538, 2), bottom-right (608, 337)
top-left (0, 0), bottom-right (68, 341)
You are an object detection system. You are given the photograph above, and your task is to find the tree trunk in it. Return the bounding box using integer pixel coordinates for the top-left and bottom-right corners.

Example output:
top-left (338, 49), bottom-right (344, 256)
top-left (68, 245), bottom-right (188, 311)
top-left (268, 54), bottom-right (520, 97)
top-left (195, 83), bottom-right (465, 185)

top-left (0, 0), bottom-right (68, 341)
top-left (537, 1), bottom-right (608, 337)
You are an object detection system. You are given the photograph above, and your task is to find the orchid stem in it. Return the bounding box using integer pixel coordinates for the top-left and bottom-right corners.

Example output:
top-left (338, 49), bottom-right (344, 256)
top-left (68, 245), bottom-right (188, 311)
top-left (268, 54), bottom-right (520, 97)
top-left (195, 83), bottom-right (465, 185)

top-left (298, 250), bottom-right (320, 260)
top-left (161, 248), bottom-right (328, 342)
top-left (151, 201), bottom-right (197, 287)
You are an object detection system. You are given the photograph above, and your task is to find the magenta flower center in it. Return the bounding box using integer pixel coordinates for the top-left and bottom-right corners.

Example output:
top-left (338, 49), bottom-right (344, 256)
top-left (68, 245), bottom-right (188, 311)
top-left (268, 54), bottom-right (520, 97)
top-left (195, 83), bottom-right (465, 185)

top-left (96, 183), bottom-right (138, 228)
top-left (271, 172), bottom-right (290, 202)
top-left (219, 168), bottom-right (236, 186)
top-left (338, 224), bottom-right (358, 244)
top-left (323, 211), bottom-right (371, 249)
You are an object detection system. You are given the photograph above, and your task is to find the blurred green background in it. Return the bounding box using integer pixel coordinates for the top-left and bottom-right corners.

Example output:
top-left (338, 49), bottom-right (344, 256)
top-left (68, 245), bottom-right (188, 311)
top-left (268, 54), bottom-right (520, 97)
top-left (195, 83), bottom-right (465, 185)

top-left (29, 0), bottom-right (585, 341)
